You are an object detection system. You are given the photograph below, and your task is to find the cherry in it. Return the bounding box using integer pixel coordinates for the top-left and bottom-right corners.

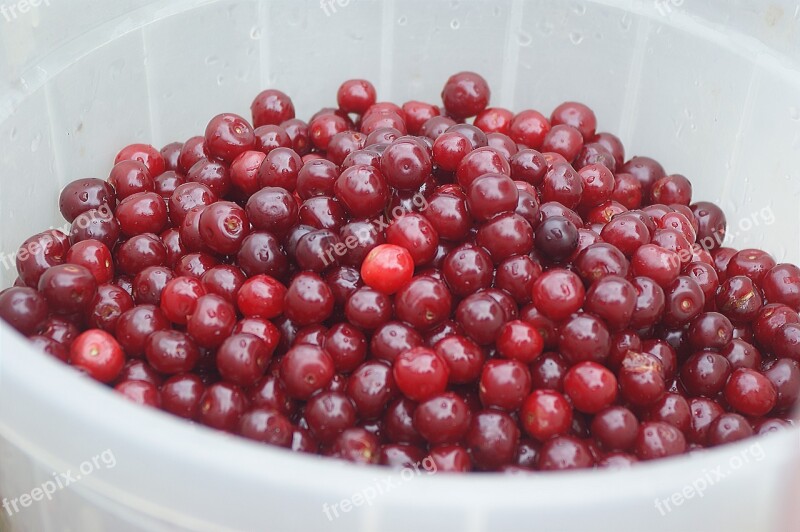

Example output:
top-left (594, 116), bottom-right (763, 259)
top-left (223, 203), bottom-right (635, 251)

top-left (618, 156), bottom-right (665, 198)
top-left (38, 264), bottom-right (97, 314)
top-left (108, 160), bottom-right (154, 200)
top-left (686, 312), bottom-right (733, 349)
top-left (281, 118), bottom-right (311, 155)
top-left (115, 380), bottom-right (161, 407)
top-left (253, 125), bottom-right (291, 155)
top-left (663, 276), bottom-right (705, 327)
top-left (466, 410), bottom-right (520, 470)
top-left (479, 359), bottom-right (531, 411)
top-left (634, 421), bottom-right (686, 460)
top-left (534, 216), bottom-right (579, 262)
top-left (334, 164), bottom-right (388, 218)
top-left (551, 102), bottom-right (596, 140)
top-left (59, 178), bottom-right (116, 222)
top-left (70, 208), bottom-right (120, 250)
top-left (432, 132), bottom-right (471, 172)
top-left (563, 362), bottom-right (617, 414)
top-left (584, 275), bottom-right (637, 331)
top-left (763, 263), bottom-right (800, 309)
top-left (476, 212), bottom-right (534, 263)
top-left (706, 413), bottom-right (753, 446)
top-left (618, 351), bottom-right (666, 406)
top-left (466, 173), bottom-right (518, 222)
top-left (541, 125), bottom-right (584, 162)
top-left (251, 89), bottom-right (296, 127)
top-left (456, 147), bottom-right (510, 188)
top-left (763, 359), bottom-right (800, 412)
top-left (217, 333), bottom-right (270, 387)
top-left (413, 392), bottom-right (471, 445)
top-left (721, 339), bottom-right (762, 370)
top-left (726, 249), bottom-right (776, 287)
top-left (537, 435), bottom-right (594, 471)
top-left (116, 192), bottom-right (168, 237)
top-left (455, 292), bottom-right (506, 346)
top-left (441, 71), bottom-right (490, 119)
top-left (496, 320), bottom-right (544, 363)
top-left (145, 330), bottom-right (199, 374)
top-left (237, 407), bottom-right (293, 448)
top-left (691, 201), bottom-right (727, 251)
top-left (716, 275), bottom-right (763, 324)
top-left (284, 272), bottom-right (334, 326)
top-left (393, 347), bottom-right (449, 402)
top-left (531, 269), bottom-right (585, 322)
top-left (303, 391), bottom-right (357, 444)
top-left (591, 406), bottom-right (638, 452)
top-left (331, 428), bottom-right (381, 464)
top-left (574, 243), bottom-right (629, 283)
top-left (371, 322), bottom-right (423, 364)
top-left (280, 344), bottom-right (335, 400)
top-left (69, 329), bottom-right (125, 383)
top-left (0, 287), bottom-right (48, 335)
top-left (558, 314), bottom-right (611, 365)
top-left (132, 266), bottom-right (174, 306)
top-left (360, 244), bottom-right (414, 295)
top-left (345, 287), bottom-right (393, 330)
top-left (631, 244), bottom-right (680, 287)
top-left (395, 276), bottom-right (452, 331)
top-left (199, 383), bottom-right (248, 432)
top-left (509, 110), bottom-right (550, 149)
top-left (442, 243), bottom-right (494, 297)
top-left (681, 351), bottom-right (731, 397)
top-left (186, 294), bottom-right (236, 349)
top-left (724, 368), bottom-right (777, 417)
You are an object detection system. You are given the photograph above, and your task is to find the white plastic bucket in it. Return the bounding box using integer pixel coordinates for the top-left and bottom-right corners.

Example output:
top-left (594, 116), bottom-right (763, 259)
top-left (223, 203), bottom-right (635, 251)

top-left (0, 1), bottom-right (799, 531)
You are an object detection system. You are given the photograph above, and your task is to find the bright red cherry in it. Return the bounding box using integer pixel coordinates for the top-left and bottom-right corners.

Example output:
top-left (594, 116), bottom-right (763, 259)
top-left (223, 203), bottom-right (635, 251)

top-left (360, 244), bottom-right (415, 295)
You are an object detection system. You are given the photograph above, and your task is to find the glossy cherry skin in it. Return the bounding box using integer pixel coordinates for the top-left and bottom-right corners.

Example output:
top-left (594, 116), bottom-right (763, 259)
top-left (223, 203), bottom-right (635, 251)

top-left (479, 359), bottom-right (531, 411)
top-left (0, 287), bottom-right (48, 335)
top-left (360, 244), bottom-right (414, 295)
top-left (251, 89), bottom-right (295, 127)
top-left (186, 294), bottom-right (236, 349)
top-left (69, 329), bottom-right (126, 383)
top-left (531, 269), bottom-right (585, 322)
top-left (441, 71), bottom-right (490, 119)
top-left (395, 276), bottom-right (452, 332)
top-left (38, 264), bottom-right (97, 315)
top-left (393, 347), bottom-right (449, 402)
top-left (724, 368), bottom-right (777, 417)
top-left (633, 421), bottom-right (686, 460)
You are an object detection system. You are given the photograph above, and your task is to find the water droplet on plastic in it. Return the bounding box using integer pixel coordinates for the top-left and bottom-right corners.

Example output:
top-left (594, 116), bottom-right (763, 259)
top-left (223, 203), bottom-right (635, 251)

top-left (570, 3), bottom-right (586, 15)
top-left (516, 31), bottom-right (533, 46)
top-left (493, 6), bottom-right (502, 16)
top-left (250, 27), bottom-right (262, 40)
top-left (206, 56), bottom-right (219, 66)
top-left (217, 75), bottom-right (225, 86)
top-left (450, 18), bottom-right (460, 30)
top-left (398, 16), bottom-right (407, 26)
top-left (9, 127), bottom-right (18, 141)
top-left (789, 106), bottom-right (800, 120)
top-left (569, 32), bottom-right (583, 45)
top-left (620, 14), bottom-right (632, 30)
top-left (30, 133), bottom-right (41, 152)
top-left (537, 20), bottom-right (554, 36)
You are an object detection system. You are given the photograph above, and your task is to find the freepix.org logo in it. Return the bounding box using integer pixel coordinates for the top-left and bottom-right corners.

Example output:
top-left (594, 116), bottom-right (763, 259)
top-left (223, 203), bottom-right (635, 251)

top-left (1, 0), bottom-right (51, 23)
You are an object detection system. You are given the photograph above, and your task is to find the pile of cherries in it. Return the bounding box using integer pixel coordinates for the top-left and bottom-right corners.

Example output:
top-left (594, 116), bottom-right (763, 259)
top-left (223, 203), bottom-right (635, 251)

top-left (1, 72), bottom-right (798, 472)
